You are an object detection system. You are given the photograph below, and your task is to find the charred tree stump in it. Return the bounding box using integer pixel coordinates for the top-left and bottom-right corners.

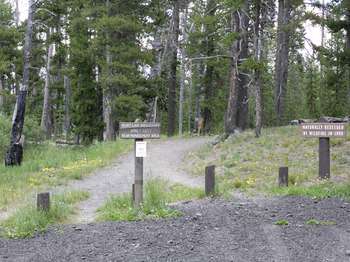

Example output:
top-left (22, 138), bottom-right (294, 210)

top-left (5, 143), bottom-right (23, 166)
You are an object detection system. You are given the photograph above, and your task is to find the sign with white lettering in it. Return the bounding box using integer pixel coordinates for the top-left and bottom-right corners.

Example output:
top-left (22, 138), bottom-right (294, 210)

top-left (301, 123), bottom-right (347, 138)
top-left (135, 141), bottom-right (147, 158)
top-left (119, 122), bottom-right (161, 139)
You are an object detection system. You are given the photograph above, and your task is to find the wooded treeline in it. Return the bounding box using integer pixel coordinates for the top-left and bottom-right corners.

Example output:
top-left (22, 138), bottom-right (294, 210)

top-left (0, 0), bottom-right (349, 158)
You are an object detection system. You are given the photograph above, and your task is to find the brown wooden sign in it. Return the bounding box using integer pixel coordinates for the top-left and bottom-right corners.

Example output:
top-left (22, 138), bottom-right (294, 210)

top-left (119, 122), bottom-right (161, 139)
top-left (300, 123), bottom-right (347, 138)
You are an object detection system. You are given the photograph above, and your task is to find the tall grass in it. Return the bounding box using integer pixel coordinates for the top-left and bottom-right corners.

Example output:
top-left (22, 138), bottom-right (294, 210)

top-left (0, 191), bottom-right (90, 239)
top-left (97, 178), bottom-right (204, 222)
top-left (270, 182), bottom-right (350, 200)
top-left (0, 140), bottom-right (131, 209)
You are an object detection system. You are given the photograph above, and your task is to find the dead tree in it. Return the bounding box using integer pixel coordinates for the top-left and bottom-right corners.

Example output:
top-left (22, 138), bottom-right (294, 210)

top-left (41, 29), bottom-right (54, 139)
top-left (5, 0), bottom-right (35, 166)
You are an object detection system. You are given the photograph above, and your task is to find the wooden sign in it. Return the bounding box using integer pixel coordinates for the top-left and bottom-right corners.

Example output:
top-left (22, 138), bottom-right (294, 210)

top-left (119, 122), bottom-right (160, 139)
top-left (301, 123), bottom-right (347, 138)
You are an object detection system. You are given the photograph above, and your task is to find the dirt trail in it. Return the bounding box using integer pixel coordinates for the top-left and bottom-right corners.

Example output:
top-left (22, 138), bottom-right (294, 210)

top-left (67, 137), bottom-right (209, 223)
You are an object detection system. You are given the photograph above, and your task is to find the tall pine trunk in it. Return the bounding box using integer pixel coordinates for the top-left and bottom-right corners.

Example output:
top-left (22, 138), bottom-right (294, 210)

top-left (41, 30), bottom-right (53, 139)
top-left (225, 2), bottom-right (249, 135)
top-left (178, 7), bottom-right (189, 136)
top-left (63, 75), bottom-right (71, 137)
top-left (5, 0), bottom-right (34, 166)
top-left (275, 0), bottom-right (291, 124)
top-left (202, 0), bottom-right (217, 134)
top-left (167, 0), bottom-right (180, 137)
top-left (254, 0), bottom-right (263, 137)
top-left (0, 77), bottom-right (4, 110)
top-left (103, 0), bottom-right (115, 141)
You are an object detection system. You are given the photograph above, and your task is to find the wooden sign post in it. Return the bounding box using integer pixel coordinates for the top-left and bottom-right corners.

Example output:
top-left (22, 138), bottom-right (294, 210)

top-left (120, 122), bottom-right (160, 207)
top-left (300, 123), bottom-right (347, 179)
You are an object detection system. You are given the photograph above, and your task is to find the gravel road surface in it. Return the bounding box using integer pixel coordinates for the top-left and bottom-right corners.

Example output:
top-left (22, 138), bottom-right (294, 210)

top-left (1, 196), bottom-right (349, 261)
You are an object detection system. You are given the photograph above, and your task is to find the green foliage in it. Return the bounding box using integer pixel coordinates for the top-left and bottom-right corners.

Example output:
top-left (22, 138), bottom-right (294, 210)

top-left (0, 191), bottom-right (90, 239)
top-left (113, 95), bottom-right (146, 122)
top-left (97, 178), bottom-right (204, 222)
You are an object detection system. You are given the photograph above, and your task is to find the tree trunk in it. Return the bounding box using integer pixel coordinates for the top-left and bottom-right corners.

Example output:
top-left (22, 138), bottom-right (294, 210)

top-left (14, 0), bottom-right (20, 26)
top-left (63, 75), bottom-right (71, 138)
top-left (41, 32), bottom-right (53, 139)
top-left (202, 0), bottom-right (217, 134)
top-left (167, 0), bottom-right (180, 137)
top-left (178, 8), bottom-right (189, 136)
top-left (275, 0), bottom-right (291, 124)
top-left (5, 0), bottom-right (34, 166)
top-left (0, 77), bottom-right (4, 110)
top-left (188, 61), bottom-right (193, 133)
top-left (254, 0), bottom-right (263, 137)
top-left (225, 2), bottom-right (250, 135)
top-left (103, 0), bottom-right (115, 141)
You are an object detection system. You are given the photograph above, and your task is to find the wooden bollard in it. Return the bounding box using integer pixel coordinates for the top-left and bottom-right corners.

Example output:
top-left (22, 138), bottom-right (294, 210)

top-left (205, 165), bottom-right (215, 196)
top-left (278, 167), bottom-right (288, 187)
top-left (37, 192), bottom-right (50, 212)
top-left (132, 183), bottom-right (135, 203)
top-left (319, 137), bottom-right (330, 179)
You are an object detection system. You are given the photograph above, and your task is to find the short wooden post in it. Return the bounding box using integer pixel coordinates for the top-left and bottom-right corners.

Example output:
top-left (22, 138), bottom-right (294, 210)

top-left (319, 137), bottom-right (330, 179)
top-left (205, 165), bottom-right (215, 196)
top-left (132, 183), bottom-right (135, 203)
top-left (37, 192), bottom-right (50, 212)
top-left (134, 138), bottom-right (143, 207)
top-left (278, 167), bottom-right (288, 187)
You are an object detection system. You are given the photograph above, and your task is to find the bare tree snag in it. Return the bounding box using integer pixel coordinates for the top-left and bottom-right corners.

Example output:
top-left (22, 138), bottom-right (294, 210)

top-left (5, 0), bottom-right (35, 166)
top-left (179, 7), bottom-right (189, 136)
top-left (41, 30), bottom-right (54, 139)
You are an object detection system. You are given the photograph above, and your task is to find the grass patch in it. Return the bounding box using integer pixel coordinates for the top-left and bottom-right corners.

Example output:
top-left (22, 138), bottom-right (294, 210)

top-left (270, 182), bottom-right (350, 200)
top-left (274, 219), bottom-right (289, 226)
top-left (305, 219), bottom-right (336, 226)
top-left (97, 178), bottom-right (204, 222)
top-left (186, 125), bottom-right (350, 198)
top-left (0, 140), bottom-right (131, 209)
top-left (0, 191), bottom-right (89, 239)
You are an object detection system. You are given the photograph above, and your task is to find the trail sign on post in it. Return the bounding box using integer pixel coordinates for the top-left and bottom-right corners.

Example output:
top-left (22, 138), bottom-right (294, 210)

top-left (300, 123), bottom-right (347, 179)
top-left (120, 122), bottom-right (160, 207)
top-left (120, 122), bottom-right (160, 139)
